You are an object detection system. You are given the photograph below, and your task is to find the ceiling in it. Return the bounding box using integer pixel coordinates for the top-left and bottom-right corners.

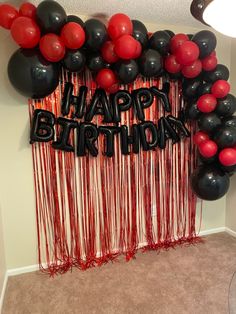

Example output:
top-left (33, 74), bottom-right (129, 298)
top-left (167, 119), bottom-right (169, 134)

top-left (11, 0), bottom-right (204, 28)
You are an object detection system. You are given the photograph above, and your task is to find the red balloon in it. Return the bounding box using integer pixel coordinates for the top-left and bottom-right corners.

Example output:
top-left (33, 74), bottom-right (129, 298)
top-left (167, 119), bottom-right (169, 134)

top-left (175, 41), bottom-right (199, 66)
top-left (164, 55), bottom-right (182, 73)
top-left (219, 148), bottom-right (236, 166)
top-left (199, 140), bottom-right (218, 158)
top-left (101, 41), bottom-right (119, 63)
top-left (133, 41), bottom-right (142, 59)
top-left (197, 94), bottom-right (217, 113)
top-left (19, 2), bottom-right (36, 19)
top-left (193, 131), bottom-right (209, 146)
top-left (114, 35), bottom-right (138, 60)
top-left (182, 59), bottom-right (202, 78)
top-left (170, 33), bottom-right (189, 54)
top-left (10, 16), bottom-right (40, 48)
top-left (0, 4), bottom-right (18, 29)
top-left (61, 22), bottom-right (85, 50)
top-left (211, 80), bottom-right (230, 99)
top-left (201, 55), bottom-right (217, 71)
top-left (96, 69), bottom-right (118, 90)
top-left (107, 83), bottom-right (120, 93)
top-left (108, 13), bottom-right (133, 40)
top-left (39, 34), bottom-right (65, 62)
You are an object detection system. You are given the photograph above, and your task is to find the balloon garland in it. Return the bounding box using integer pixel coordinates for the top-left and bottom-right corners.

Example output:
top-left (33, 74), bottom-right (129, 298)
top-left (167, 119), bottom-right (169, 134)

top-left (0, 0), bottom-right (236, 201)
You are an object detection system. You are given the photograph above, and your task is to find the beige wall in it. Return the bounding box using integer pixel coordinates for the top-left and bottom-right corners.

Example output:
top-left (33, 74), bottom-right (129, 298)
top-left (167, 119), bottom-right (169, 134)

top-left (0, 19), bottom-right (231, 269)
top-left (226, 40), bottom-right (236, 232)
top-left (0, 205), bottom-right (6, 296)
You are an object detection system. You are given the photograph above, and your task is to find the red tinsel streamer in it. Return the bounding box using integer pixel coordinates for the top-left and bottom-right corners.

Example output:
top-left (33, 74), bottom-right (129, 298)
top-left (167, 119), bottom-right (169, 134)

top-left (29, 70), bottom-right (200, 275)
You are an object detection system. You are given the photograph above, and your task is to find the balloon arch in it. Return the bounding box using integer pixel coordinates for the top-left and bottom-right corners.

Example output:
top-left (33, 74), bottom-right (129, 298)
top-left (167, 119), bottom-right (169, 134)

top-left (1, 0), bottom-right (236, 202)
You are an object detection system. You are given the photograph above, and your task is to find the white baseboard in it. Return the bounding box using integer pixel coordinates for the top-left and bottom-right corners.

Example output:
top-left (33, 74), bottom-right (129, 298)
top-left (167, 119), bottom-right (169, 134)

top-left (199, 227), bottom-right (226, 236)
top-left (0, 272), bottom-right (8, 314)
top-left (225, 227), bottom-right (236, 238)
top-left (3, 227), bottom-right (236, 281)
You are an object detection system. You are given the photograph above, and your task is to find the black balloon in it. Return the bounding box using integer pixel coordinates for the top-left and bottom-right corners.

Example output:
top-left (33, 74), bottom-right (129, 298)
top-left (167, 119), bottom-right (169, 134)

top-left (203, 64), bottom-right (229, 83)
top-left (36, 0), bottom-right (67, 34)
top-left (115, 59), bottom-right (139, 84)
top-left (215, 94), bottom-right (236, 117)
top-left (191, 164), bottom-right (230, 201)
top-left (86, 52), bottom-right (105, 72)
top-left (139, 49), bottom-right (163, 78)
top-left (8, 48), bottom-right (60, 99)
top-left (223, 116), bottom-right (236, 128)
top-left (221, 164), bottom-right (236, 176)
top-left (149, 31), bottom-right (171, 55)
top-left (198, 113), bottom-right (221, 133)
top-left (182, 78), bottom-right (202, 99)
top-left (192, 30), bottom-right (217, 59)
top-left (197, 82), bottom-right (212, 97)
top-left (30, 109), bottom-right (55, 143)
top-left (84, 19), bottom-right (107, 51)
top-left (198, 154), bottom-right (217, 165)
top-left (185, 102), bottom-right (201, 120)
top-left (213, 126), bottom-right (236, 148)
top-left (63, 49), bottom-right (86, 72)
top-left (164, 30), bottom-right (175, 38)
top-left (67, 15), bottom-right (84, 28)
top-left (132, 20), bottom-right (148, 47)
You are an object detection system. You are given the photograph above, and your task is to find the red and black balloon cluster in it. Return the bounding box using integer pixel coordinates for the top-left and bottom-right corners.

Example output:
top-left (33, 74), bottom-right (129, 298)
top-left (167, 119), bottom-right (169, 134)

top-left (1, 0), bottom-right (236, 201)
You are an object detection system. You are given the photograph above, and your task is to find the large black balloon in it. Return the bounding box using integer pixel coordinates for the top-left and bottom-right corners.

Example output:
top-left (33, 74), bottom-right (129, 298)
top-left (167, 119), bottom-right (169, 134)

top-left (36, 0), bottom-right (67, 34)
top-left (182, 78), bottom-right (202, 99)
top-left (198, 113), bottom-right (221, 133)
top-left (197, 82), bottom-right (212, 97)
top-left (185, 101), bottom-right (201, 120)
top-left (139, 49), bottom-right (163, 78)
top-left (115, 60), bottom-right (139, 84)
top-left (213, 126), bottom-right (236, 148)
top-left (192, 30), bottom-right (217, 59)
top-left (223, 116), bottom-right (236, 128)
top-left (86, 52), bottom-right (105, 72)
top-left (84, 19), bottom-right (107, 51)
top-left (67, 15), bottom-right (84, 28)
top-left (215, 94), bottom-right (236, 117)
top-left (149, 31), bottom-right (171, 55)
top-left (191, 164), bottom-right (230, 201)
top-left (132, 20), bottom-right (148, 48)
top-left (203, 64), bottom-right (229, 83)
top-left (8, 48), bottom-right (60, 99)
top-left (63, 49), bottom-right (86, 72)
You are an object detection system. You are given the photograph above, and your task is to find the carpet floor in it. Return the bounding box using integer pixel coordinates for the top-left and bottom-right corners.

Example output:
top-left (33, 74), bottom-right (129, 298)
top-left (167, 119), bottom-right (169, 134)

top-left (2, 232), bottom-right (236, 314)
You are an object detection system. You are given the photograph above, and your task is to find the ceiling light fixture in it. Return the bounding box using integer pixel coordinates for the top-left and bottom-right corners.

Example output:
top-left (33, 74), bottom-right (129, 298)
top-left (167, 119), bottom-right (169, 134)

top-left (191, 0), bottom-right (236, 38)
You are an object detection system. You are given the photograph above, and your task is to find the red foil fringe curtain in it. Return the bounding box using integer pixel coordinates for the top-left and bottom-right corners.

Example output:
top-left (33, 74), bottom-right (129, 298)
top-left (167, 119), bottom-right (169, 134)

top-left (29, 71), bottom-right (200, 275)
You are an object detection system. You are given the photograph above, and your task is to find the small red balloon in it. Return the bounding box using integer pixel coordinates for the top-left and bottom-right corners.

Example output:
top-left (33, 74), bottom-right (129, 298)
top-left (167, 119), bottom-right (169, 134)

top-left (193, 131), bottom-right (210, 146)
top-left (11, 16), bottom-right (40, 48)
top-left (170, 33), bottom-right (189, 54)
top-left (108, 13), bottom-right (133, 40)
top-left (197, 94), bottom-right (217, 113)
top-left (164, 55), bottom-right (182, 73)
top-left (199, 140), bottom-right (218, 158)
top-left (114, 35), bottom-right (138, 60)
top-left (96, 69), bottom-right (117, 90)
top-left (101, 41), bottom-right (119, 63)
top-left (219, 148), bottom-right (236, 166)
top-left (175, 41), bottom-right (199, 66)
top-left (19, 2), bottom-right (36, 19)
top-left (0, 4), bottom-right (19, 29)
top-left (39, 34), bottom-right (65, 62)
top-left (182, 59), bottom-right (202, 78)
top-left (201, 55), bottom-right (217, 71)
top-left (61, 22), bottom-right (85, 49)
top-left (211, 80), bottom-right (230, 99)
